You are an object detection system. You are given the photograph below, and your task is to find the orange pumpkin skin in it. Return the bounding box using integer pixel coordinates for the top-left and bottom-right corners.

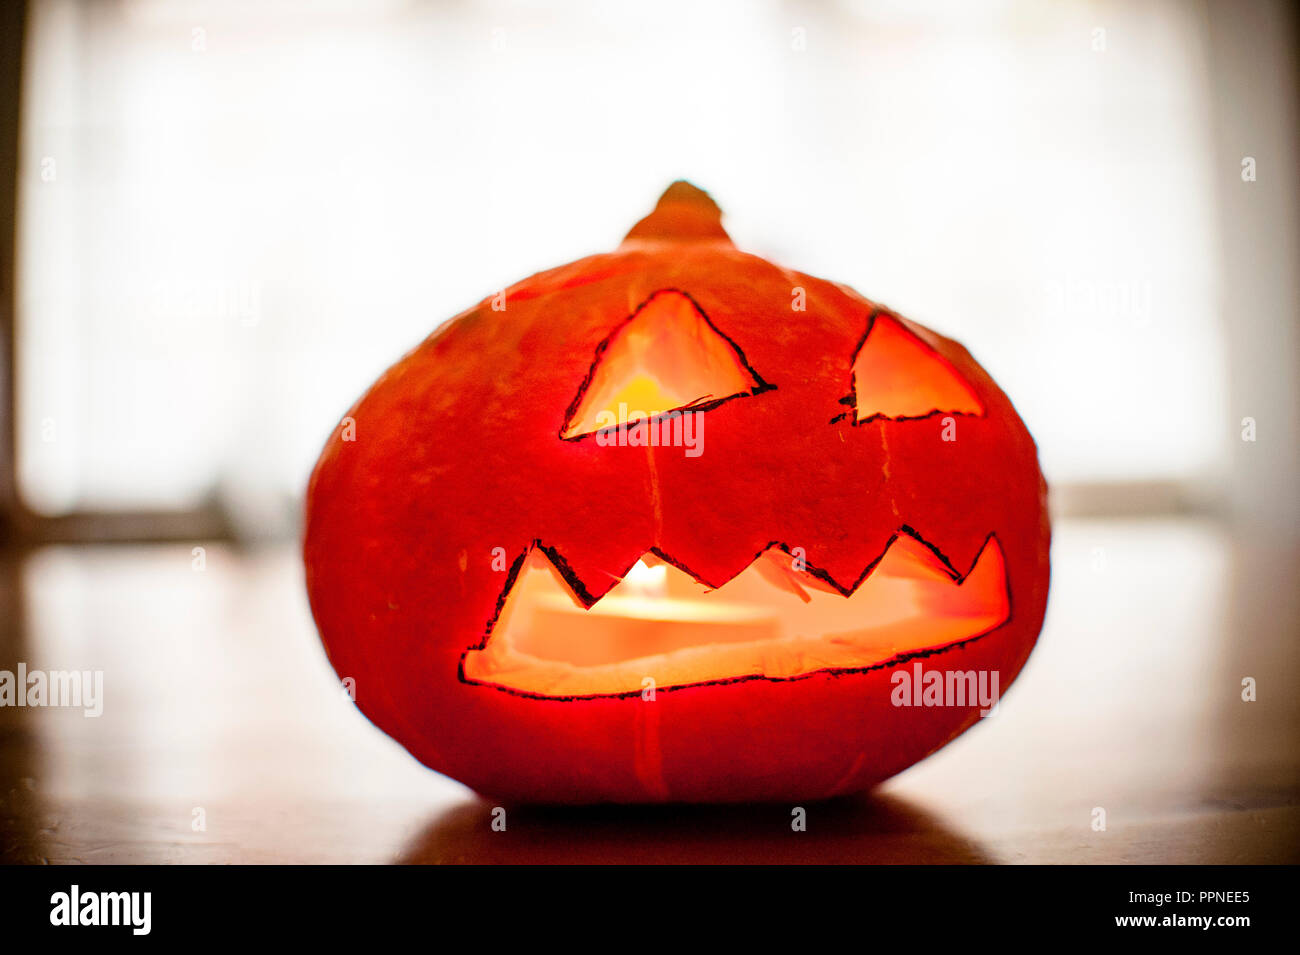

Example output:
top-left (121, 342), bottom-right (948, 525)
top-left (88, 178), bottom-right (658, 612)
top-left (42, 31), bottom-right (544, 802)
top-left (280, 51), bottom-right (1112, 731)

top-left (304, 184), bottom-right (1050, 804)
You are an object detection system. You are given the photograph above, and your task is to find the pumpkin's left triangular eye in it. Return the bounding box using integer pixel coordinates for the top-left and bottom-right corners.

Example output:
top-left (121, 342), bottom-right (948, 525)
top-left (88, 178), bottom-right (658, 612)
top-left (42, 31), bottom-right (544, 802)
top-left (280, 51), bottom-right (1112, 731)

top-left (562, 290), bottom-right (769, 439)
top-left (850, 314), bottom-right (983, 422)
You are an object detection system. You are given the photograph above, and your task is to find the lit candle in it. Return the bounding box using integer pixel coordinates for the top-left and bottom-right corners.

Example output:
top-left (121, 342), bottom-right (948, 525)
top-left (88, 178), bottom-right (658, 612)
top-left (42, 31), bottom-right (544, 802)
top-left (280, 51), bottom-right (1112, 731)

top-left (513, 559), bottom-right (779, 668)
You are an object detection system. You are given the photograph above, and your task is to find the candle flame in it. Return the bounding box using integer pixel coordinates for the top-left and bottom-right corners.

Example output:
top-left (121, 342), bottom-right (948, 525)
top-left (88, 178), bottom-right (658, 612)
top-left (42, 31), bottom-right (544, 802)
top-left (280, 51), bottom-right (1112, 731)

top-left (621, 558), bottom-right (668, 599)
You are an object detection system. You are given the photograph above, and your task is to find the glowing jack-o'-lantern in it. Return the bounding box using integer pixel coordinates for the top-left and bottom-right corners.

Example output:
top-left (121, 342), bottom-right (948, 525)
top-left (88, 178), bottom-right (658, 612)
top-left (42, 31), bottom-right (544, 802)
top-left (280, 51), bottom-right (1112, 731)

top-left (304, 182), bottom-right (1049, 804)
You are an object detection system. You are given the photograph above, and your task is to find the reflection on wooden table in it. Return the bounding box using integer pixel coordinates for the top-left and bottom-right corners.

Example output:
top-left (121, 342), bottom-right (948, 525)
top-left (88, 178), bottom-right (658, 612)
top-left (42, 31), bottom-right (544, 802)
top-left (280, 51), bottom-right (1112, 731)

top-left (1, 518), bottom-right (1296, 864)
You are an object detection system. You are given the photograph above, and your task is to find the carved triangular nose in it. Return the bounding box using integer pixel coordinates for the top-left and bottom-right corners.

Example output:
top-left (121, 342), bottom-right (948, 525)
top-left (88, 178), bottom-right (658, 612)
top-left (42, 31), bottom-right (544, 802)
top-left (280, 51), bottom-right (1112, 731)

top-left (562, 290), bottom-right (767, 439)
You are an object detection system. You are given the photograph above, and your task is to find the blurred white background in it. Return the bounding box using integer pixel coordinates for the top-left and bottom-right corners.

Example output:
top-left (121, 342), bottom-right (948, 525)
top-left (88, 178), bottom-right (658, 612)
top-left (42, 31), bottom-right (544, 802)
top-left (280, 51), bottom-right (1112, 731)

top-left (13, 0), bottom-right (1296, 538)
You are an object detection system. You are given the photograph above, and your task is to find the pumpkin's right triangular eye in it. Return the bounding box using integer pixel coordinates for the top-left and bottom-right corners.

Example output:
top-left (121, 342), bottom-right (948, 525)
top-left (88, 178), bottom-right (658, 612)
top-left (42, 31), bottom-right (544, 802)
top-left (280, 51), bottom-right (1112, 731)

top-left (562, 290), bottom-right (769, 439)
top-left (850, 314), bottom-right (983, 422)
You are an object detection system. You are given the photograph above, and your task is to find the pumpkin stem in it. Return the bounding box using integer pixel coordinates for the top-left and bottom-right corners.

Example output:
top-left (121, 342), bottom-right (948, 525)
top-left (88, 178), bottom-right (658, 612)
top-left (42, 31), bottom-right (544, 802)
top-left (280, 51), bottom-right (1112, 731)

top-left (622, 181), bottom-right (732, 244)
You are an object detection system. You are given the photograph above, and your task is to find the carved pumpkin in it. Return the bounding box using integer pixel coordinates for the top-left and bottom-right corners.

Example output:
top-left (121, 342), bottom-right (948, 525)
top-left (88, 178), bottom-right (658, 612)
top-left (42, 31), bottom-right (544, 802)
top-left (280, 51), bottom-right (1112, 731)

top-left (304, 182), bottom-right (1050, 804)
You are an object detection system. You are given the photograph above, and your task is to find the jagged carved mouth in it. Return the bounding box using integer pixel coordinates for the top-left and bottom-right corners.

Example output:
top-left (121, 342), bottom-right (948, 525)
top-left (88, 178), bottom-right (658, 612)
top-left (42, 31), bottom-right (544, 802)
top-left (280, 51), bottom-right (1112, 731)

top-left (461, 530), bottom-right (1010, 699)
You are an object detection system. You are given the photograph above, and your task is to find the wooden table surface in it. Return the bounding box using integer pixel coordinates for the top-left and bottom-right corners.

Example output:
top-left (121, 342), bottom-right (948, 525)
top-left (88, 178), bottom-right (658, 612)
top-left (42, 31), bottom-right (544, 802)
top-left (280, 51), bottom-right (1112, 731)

top-left (1, 516), bottom-right (1296, 864)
